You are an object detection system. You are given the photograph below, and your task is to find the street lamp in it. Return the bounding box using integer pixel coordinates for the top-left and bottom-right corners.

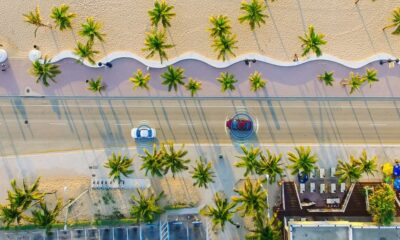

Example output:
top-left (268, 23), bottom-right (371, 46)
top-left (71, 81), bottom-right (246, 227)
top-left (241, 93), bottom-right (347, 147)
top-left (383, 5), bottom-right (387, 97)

top-left (265, 174), bottom-right (270, 218)
top-left (63, 186), bottom-right (68, 230)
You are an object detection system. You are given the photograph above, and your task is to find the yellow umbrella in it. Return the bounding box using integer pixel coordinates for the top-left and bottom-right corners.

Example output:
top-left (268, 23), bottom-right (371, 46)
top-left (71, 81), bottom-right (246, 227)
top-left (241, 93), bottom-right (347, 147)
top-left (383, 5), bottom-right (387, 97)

top-left (382, 162), bottom-right (393, 176)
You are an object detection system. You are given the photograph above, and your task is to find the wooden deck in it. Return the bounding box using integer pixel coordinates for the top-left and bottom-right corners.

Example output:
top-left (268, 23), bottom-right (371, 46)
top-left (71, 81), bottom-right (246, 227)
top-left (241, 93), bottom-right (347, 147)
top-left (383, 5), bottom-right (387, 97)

top-left (278, 181), bottom-right (400, 218)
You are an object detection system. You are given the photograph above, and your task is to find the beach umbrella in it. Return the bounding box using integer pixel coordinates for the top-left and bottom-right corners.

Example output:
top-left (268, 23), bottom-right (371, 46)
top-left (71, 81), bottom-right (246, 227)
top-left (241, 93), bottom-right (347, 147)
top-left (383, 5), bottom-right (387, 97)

top-left (393, 178), bottom-right (400, 191)
top-left (28, 49), bottom-right (42, 62)
top-left (394, 164), bottom-right (400, 177)
top-left (0, 49), bottom-right (8, 63)
top-left (382, 162), bottom-right (394, 176)
top-left (298, 172), bottom-right (309, 183)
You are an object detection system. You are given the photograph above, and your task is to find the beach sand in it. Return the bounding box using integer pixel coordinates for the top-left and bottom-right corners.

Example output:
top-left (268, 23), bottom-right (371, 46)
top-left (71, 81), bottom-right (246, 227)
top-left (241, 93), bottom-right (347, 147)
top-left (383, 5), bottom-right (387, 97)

top-left (1, 0), bottom-right (400, 61)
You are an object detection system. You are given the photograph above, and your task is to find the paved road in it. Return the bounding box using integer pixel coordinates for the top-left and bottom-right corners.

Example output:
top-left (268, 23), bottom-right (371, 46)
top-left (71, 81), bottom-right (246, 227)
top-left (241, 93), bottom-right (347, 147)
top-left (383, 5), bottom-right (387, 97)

top-left (0, 97), bottom-right (399, 155)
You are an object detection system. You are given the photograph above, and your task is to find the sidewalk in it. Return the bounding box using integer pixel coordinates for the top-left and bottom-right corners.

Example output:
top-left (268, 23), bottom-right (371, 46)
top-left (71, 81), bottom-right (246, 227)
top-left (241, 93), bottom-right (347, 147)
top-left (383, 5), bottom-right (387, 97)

top-left (0, 143), bottom-right (397, 204)
top-left (0, 143), bottom-right (397, 239)
top-left (1, 58), bottom-right (400, 98)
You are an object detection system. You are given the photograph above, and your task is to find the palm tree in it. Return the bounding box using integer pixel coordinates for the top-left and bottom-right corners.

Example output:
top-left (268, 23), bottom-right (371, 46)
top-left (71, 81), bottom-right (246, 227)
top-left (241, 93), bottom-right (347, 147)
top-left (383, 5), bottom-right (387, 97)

top-left (217, 72), bottom-right (238, 92)
top-left (335, 157), bottom-right (362, 183)
top-left (104, 152), bottom-right (134, 183)
top-left (0, 178), bottom-right (47, 227)
top-left (79, 17), bottom-right (106, 43)
top-left (342, 72), bottom-right (363, 94)
top-left (185, 78), bottom-right (202, 97)
top-left (257, 150), bottom-right (284, 184)
top-left (362, 68), bottom-right (379, 87)
top-left (200, 192), bottom-right (238, 231)
top-left (143, 30), bottom-right (174, 64)
top-left (383, 8), bottom-right (400, 35)
top-left (235, 145), bottom-right (261, 177)
top-left (130, 69), bottom-right (151, 90)
top-left (7, 178), bottom-right (46, 211)
top-left (86, 76), bottom-right (105, 94)
top-left (232, 178), bottom-right (268, 217)
top-left (30, 200), bottom-right (63, 234)
top-left (249, 71), bottom-right (267, 92)
top-left (160, 142), bottom-right (190, 178)
top-left (23, 6), bottom-right (51, 37)
top-left (299, 25), bottom-right (327, 57)
top-left (190, 158), bottom-right (215, 189)
top-left (140, 144), bottom-right (164, 177)
top-left (74, 41), bottom-right (99, 65)
top-left (212, 33), bottom-right (238, 61)
top-left (245, 213), bottom-right (282, 240)
top-left (287, 146), bottom-right (317, 176)
top-left (161, 65), bottom-right (185, 92)
top-left (30, 57), bottom-right (61, 87)
top-left (0, 204), bottom-right (24, 227)
top-left (50, 4), bottom-right (76, 31)
top-left (238, 0), bottom-right (268, 31)
top-left (148, 0), bottom-right (176, 29)
top-left (130, 189), bottom-right (165, 223)
top-left (354, 150), bottom-right (378, 176)
top-left (318, 71), bottom-right (334, 86)
top-left (209, 15), bottom-right (232, 38)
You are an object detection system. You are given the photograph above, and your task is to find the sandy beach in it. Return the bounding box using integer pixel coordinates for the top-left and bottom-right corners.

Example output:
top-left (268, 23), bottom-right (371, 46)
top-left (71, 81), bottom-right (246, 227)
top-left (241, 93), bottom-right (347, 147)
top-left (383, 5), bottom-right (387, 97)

top-left (1, 0), bottom-right (400, 61)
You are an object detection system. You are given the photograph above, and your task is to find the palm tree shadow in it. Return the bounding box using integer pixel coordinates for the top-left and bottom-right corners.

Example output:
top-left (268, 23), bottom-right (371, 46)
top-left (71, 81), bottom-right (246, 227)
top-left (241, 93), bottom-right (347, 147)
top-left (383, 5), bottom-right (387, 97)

top-left (70, 29), bottom-right (78, 43)
top-left (355, 5), bottom-right (376, 51)
top-left (50, 30), bottom-right (61, 53)
top-left (294, 0), bottom-right (307, 32)
top-left (252, 31), bottom-right (264, 53)
top-left (100, 41), bottom-right (108, 57)
top-left (383, 31), bottom-right (395, 55)
top-left (167, 28), bottom-right (179, 57)
top-left (264, 0), bottom-right (290, 59)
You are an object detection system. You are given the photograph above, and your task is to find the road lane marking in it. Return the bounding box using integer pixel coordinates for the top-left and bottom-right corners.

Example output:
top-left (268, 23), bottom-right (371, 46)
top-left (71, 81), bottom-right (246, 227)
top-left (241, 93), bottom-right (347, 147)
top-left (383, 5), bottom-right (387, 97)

top-left (49, 122), bottom-right (67, 126)
top-left (113, 123), bottom-right (131, 126)
top-left (368, 123), bottom-right (388, 126)
top-left (179, 123), bottom-right (197, 126)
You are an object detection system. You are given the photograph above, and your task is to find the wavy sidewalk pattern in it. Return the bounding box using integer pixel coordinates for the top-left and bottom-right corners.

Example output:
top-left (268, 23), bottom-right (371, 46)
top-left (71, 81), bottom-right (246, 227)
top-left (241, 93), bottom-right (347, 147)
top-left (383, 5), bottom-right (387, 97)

top-left (50, 51), bottom-right (398, 69)
top-left (2, 51), bottom-right (400, 98)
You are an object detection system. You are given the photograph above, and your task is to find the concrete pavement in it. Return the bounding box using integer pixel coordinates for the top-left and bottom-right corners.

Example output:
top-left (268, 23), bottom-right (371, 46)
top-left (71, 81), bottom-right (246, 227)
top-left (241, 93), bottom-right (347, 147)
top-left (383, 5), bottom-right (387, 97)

top-left (2, 58), bottom-right (400, 98)
top-left (0, 97), bottom-right (399, 155)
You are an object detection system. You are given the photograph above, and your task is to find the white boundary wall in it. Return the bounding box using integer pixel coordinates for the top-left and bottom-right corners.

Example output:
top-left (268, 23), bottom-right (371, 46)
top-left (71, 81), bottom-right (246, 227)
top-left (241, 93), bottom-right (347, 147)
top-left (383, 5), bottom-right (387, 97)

top-left (289, 221), bottom-right (400, 240)
top-left (43, 51), bottom-right (399, 69)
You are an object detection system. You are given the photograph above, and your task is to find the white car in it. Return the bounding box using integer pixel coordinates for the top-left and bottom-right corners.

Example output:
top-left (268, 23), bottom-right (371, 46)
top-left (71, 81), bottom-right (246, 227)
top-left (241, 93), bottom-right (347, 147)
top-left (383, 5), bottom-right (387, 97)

top-left (131, 126), bottom-right (156, 139)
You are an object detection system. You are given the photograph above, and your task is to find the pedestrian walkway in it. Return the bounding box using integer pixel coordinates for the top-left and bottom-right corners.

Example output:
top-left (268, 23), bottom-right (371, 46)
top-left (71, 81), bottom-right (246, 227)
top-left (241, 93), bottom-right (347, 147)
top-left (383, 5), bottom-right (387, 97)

top-left (1, 58), bottom-right (400, 98)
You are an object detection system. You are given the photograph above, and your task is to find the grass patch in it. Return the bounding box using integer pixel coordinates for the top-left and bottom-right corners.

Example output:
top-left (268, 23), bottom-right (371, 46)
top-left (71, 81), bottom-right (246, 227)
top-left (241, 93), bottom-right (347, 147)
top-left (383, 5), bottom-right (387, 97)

top-left (0, 218), bottom-right (138, 232)
top-left (164, 201), bottom-right (196, 210)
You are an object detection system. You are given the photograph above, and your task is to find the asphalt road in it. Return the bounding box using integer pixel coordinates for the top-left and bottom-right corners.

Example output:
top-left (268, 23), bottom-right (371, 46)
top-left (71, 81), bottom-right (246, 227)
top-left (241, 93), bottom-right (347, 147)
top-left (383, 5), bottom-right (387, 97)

top-left (0, 97), bottom-right (399, 155)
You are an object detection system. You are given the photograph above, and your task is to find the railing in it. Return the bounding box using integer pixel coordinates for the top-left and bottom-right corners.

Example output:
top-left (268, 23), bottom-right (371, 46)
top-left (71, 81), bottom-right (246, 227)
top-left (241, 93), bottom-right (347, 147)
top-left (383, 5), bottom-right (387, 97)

top-left (341, 183), bottom-right (355, 212)
top-left (306, 183), bottom-right (355, 213)
top-left (365, 186), bottom-right (371, 212)
top-left (282, 183), bottom-right (286, 211)
top-left (293, 182), bottom-right (303, 210)
top-left (394, 193), bottom-right (400, 208)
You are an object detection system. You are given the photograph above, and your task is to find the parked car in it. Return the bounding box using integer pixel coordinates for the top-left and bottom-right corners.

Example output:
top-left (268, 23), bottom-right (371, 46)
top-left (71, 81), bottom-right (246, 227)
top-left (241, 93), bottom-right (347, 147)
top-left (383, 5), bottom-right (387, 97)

top-left (131, 126), bottom-right (156, 139)
top-left (226, 118), bottom-right (252, 131)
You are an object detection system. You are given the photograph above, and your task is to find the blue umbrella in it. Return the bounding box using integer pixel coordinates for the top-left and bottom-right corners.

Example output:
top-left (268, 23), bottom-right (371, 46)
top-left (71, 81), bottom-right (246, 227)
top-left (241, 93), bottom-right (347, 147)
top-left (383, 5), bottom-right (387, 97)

top-left (394, 178), bottom-right (400, 191)
top-left (394, 164), bottom-right (400, 177)
top-left (298, 172), bottom-right (309, 183)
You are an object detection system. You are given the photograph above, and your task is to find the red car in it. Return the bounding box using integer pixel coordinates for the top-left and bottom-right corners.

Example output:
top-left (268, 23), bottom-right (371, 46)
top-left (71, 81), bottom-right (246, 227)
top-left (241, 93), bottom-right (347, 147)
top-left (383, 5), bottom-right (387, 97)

top-left (226, 118), bottom-right (252, 131)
